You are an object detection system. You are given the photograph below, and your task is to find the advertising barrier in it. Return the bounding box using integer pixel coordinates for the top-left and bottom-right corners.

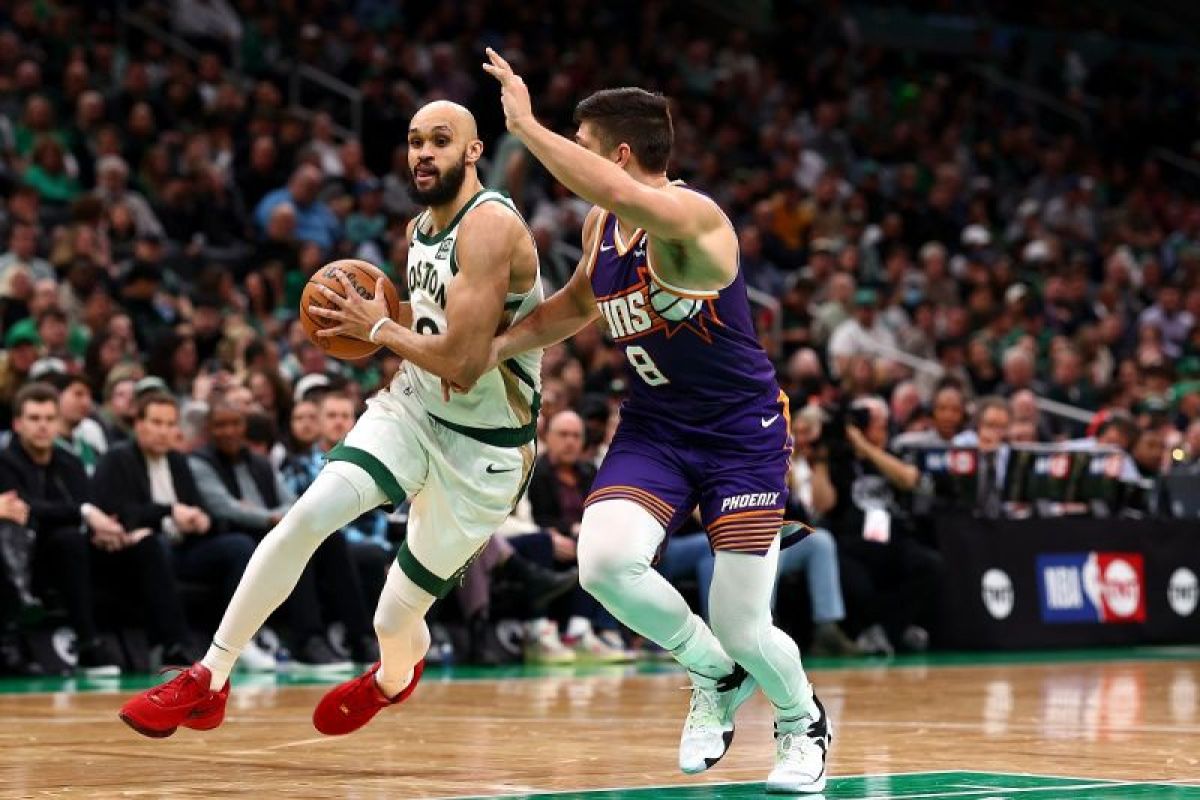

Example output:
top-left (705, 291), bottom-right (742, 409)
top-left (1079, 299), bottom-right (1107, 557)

top-left (936, 515), bottom-right (1200, 648)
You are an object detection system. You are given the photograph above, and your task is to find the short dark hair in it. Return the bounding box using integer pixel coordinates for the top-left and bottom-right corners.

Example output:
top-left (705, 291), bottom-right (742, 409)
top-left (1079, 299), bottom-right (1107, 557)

top-left (135, 391), bottom-right (178, 420)
top-left (45, 371), bottom-right (90, 394)
top-left (974, 396), bottom-right (1011, 426)
top-left (244, 412), bottom-right (277, 447)
top-left (574, 87), bottom-right (673, 173)
top-left (36, 308), bottom-right (67, 325)
top-left (206, 399), bottom-right (245, 424)
top-left (12, 382), bottom-right (58, 416)
top-left (933, 382), bottom-right (965, 404)
top-left (318, 390), bottom-right (354, 410)
top-left (1097, 413), bottom-right (1138, 446)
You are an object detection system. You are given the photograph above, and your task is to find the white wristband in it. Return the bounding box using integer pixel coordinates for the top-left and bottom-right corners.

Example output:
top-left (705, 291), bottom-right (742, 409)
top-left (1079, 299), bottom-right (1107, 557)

top-left (368, 317), bottom-right (390, 343)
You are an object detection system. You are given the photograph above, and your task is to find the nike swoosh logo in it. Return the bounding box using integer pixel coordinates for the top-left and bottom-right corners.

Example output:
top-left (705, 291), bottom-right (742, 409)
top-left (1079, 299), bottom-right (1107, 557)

top-left (485, 464), bottom-right (517, 474)
top-left (761, 414), bottom-right (780, 427)
top-left (599, 244), bottom-right (615, 252)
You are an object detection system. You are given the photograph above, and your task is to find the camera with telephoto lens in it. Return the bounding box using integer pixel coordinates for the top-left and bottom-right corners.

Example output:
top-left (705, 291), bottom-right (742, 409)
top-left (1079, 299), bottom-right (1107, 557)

top-left (818, 401), bottom-right (872, 445)
top-left (813, 401), bottom-right (872, 469)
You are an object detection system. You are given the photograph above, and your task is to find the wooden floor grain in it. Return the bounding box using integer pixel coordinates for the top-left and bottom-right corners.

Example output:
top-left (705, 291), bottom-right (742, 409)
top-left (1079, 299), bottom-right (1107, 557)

top-left (2, 656), bottom-right (1197, 798)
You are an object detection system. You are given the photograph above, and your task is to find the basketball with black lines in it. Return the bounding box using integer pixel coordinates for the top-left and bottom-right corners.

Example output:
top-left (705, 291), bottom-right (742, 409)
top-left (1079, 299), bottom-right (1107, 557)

top-left (300, 259), bottom-right (403, 360)
top-left (648, 280), bottom-right (703, 322)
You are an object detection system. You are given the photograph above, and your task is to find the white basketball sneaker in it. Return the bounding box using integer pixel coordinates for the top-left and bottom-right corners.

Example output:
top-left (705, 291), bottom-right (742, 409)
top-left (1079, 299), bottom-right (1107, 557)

top-left (766, 694), bottom-right (832, 794)
top-left (523, 619), bottom-right (576, 665)
top-left (237, 639), bottom-right (277, 672)
top-left (678, 664), bottom-right (757, 774)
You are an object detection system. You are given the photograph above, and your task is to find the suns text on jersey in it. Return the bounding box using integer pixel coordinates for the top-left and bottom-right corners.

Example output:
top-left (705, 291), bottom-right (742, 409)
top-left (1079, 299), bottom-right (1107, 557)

top-left (597, 286), bottom-right (658, 340)
top-left (595, 267), bottom-right (714, 343)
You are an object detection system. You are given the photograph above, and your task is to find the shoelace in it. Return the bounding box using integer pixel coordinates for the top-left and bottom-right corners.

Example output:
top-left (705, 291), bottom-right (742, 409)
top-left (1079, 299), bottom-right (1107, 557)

top-left (776, 731), bottom-right (796, 759)
top-left (776, 726), bottom-right (822, 766)
top-left (342, 672), bottom-right (388, 713)
top-left (147, 667), bottom-right (202, 705)
top-left (685, 685), bottom-right (721, 731)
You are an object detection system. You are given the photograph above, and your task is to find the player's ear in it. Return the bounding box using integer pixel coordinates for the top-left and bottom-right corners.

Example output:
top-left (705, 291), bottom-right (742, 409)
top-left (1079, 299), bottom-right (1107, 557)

top-left (613, 142), bottom-right (632, 168)
top-left (466, 138), bottom-right (484, 165)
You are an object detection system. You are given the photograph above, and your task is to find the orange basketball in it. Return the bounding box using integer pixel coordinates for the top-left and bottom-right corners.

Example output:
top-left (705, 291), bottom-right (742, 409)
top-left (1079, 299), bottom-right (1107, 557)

top-left (300, 259), bottom-right (403, 360)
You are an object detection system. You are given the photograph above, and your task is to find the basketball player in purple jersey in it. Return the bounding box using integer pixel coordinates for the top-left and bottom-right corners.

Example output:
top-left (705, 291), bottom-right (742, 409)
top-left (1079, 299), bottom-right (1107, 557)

top-left (482, 49), bottom-right (829, 792)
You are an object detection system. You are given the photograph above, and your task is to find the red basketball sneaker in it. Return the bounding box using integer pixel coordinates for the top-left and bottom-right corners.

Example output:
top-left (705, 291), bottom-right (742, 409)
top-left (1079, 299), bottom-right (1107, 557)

top-left (312, 659), bottom-right (424, 736)
top-left (118, 663), bottom-right (230, 738)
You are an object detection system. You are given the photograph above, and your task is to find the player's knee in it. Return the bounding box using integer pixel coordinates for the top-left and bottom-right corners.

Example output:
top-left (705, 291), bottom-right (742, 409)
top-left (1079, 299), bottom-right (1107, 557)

top-left (578, 541), bottom-right (644, 599)
top-left (373, 604), bottom-right (403, 641)
top-left (578, 502), bottom-right (659, 598)
top-left (710, 612), bottom-right (763, 665)
top-left (268, 502), bottom-right (326, 550)
top-left (374, 567), bottom-right (435, 641)
top-left (275, 462), bottom-right (378, 546)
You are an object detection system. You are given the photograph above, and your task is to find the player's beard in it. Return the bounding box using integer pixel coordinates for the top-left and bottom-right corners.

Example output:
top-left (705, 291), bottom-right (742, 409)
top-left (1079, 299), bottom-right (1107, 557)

top-left (409, 152), bottom-right (468, 206)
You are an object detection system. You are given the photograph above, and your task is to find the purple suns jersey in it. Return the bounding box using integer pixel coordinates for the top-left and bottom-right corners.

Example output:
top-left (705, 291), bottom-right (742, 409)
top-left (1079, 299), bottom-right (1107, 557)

top-left (586, 203), bottom-right (787, 450)
top-left (583, 194), bottom-right (796, 555)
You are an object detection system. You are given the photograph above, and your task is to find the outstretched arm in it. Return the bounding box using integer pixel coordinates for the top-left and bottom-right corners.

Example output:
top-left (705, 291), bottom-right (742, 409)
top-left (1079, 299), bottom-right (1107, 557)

top-left (482, 48), bottom-right (723, 242)
top-left (310, 203), bottom-right (515, 387)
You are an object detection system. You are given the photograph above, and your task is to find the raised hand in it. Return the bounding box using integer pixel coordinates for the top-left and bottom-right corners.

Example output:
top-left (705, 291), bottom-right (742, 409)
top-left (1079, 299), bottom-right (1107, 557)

top-left (482, 47), bottom-right (533, 134)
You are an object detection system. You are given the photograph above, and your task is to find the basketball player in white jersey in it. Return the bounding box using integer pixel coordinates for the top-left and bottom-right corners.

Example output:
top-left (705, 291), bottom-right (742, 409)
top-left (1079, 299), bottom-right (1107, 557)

top-left (118, 100), bottom-right (545, 738)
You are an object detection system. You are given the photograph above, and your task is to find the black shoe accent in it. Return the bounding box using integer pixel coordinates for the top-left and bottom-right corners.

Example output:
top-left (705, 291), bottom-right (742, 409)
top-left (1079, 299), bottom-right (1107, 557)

top-left (500, 556), bottom-right (579, 611)
top-left (808, 695), bottom-right (830, 746)
top-left (349, 635), bottom-right (380, 664)
top-left (0, 632), bottom-right (44, 677)
top-left (468, 615), bottom-right (513, 666)
top-left (297, 635), bottom-right (349, 666)
top-left (76, 638), bottom-right (121, 672)
top-left (776, 694), bottom-right (831, 753)
top-left (715, 663), bottom-right (749, 694)
top-left (703, 728), bottom-right (736, 770)
top-left (161, 641), bottom-right (202, 667)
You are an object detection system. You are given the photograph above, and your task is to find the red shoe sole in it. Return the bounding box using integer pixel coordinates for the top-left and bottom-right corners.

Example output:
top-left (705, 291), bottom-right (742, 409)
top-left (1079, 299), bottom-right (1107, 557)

top-left (119, 712), bottom-right (178, 739)
top-left (182, 708), bottom-right (225, 731)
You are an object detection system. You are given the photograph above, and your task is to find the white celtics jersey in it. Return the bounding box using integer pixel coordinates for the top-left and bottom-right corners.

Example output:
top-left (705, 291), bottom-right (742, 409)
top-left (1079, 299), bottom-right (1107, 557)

top-left (401, 189), bottom-right (543, 445)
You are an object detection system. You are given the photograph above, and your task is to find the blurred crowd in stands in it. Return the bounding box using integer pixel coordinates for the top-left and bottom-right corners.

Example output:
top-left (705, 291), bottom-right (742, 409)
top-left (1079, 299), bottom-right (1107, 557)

top-left (2, 0), bottom-right (1200, 675)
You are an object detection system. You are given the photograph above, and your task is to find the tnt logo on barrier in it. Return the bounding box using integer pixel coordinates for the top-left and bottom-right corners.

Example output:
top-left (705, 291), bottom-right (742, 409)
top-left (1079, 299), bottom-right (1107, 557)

top-left (1037, 552), bottom-right (1146, 624)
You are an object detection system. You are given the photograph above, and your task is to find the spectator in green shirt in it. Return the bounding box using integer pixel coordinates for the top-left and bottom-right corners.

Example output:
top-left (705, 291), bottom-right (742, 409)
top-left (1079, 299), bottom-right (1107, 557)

top-left (23, 137), bottom-right (80, 205)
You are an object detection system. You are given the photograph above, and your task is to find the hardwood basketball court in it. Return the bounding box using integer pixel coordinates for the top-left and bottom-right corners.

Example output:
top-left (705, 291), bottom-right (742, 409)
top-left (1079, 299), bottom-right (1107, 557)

top-left (3, 648), bottom-right (1198, 798)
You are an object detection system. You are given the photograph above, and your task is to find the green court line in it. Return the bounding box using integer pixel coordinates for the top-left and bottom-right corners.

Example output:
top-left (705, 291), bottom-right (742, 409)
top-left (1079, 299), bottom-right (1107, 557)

top-left (4, 645), bottom-right (1199, 696)
top-left (447, 772), bottom-right (1200, 800)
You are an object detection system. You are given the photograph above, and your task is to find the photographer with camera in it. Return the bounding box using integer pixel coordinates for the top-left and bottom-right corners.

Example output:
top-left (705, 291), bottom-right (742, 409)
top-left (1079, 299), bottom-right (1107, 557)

top-left (808, 396), bottom-right (945, 655)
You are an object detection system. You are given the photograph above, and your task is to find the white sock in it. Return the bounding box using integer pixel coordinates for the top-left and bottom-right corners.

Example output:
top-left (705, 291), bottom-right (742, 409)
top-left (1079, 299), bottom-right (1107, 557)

top-left (375, 668), bottom-right (414, 700)
top-left (668, 613), bottom-right (736, 685)
top-left (201, 638), bottom-right (239, 691)
top-left (774, 684), bottom-right (819, 732)
top-left (373, 564), bottom-right (434, 697)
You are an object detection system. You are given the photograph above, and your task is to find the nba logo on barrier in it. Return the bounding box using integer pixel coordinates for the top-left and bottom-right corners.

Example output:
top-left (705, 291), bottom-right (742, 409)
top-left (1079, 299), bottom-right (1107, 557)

top-left (949, 449), bottom-right (977, 475)
top-left (1036, 552), bottom-right (1146, 624)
